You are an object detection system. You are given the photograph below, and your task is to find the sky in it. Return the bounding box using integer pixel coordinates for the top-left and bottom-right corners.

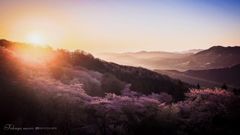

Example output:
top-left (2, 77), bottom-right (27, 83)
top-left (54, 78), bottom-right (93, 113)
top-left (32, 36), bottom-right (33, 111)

top-left (0, 0), bottom-right (240, 54)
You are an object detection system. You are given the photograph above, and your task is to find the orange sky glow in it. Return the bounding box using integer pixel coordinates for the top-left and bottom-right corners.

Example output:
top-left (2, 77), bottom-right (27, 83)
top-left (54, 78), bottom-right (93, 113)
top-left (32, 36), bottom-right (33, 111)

top-left (0, 0), bottom-right (240, 54)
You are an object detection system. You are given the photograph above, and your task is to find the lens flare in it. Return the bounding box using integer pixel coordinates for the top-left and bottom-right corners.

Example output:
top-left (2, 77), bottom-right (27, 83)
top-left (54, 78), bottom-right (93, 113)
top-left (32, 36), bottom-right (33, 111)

top-left (30, 35), bottom-right (41, 44)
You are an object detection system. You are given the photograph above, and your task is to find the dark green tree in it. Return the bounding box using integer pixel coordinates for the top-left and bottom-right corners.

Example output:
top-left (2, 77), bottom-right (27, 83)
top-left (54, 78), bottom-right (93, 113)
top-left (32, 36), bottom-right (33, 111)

top-left (101, 74), bottom-right (124, 95)
top-left (233, 88), bottom-right (237, 95)
top-left (221, 83), bottom-right (227, 90)
top-left (197, 83), bottom-right (200, 89)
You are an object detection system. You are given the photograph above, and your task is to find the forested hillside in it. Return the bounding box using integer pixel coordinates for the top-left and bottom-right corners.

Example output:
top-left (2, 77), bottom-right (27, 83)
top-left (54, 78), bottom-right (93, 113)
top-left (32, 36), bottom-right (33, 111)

top-left (0, 39), bottom-right (192, 101)
top-left (1, 39), bottom-right (240, 135)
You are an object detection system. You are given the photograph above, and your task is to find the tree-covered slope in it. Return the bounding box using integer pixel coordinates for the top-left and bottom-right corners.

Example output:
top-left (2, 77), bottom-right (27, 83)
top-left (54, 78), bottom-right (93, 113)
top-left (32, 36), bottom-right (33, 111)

top-left (0, 39), bottom-right (193, 101)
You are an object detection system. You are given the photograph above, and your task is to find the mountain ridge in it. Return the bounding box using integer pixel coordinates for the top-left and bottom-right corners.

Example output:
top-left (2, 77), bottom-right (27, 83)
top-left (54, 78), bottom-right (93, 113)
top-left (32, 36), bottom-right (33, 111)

top-left (154, 63), bottom-right (240, 89)
top-left (96, 45), bottom-right (240, 71)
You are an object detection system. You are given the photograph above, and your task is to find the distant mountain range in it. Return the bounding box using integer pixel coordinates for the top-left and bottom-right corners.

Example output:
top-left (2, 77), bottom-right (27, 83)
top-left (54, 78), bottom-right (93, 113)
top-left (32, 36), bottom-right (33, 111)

top-left (174, 49), bottom-right (204, 54)
top-left (154, 64), bottom-right (240, 89)
top-left (95, 46), bottom-right (240, 71)
top-left (94, 50), bottom-right (198, 70)
top-left (95, 46), bottom-right (240, 89)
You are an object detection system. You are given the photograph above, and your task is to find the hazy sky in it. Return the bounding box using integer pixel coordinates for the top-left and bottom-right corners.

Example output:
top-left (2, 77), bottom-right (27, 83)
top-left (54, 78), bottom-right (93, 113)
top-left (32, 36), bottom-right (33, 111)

top-left (0, 0), bottom-right (240, 54)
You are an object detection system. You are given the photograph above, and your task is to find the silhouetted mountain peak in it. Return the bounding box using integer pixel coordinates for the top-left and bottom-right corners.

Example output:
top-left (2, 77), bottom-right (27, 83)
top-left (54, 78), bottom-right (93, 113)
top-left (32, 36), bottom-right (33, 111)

top-left (209, 45), bottom-right (224, 50)
top-left (229, 64), bottom-right (240, 69)
top-left (209, 45), bottom-right (240, 50)
top-left (195, 45), bottom-right (240, 56)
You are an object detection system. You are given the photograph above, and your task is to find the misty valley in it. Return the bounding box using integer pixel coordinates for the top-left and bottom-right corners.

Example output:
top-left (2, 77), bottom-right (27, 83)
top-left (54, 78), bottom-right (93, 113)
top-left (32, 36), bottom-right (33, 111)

top-left (96, 46), bottom-right (240, 89)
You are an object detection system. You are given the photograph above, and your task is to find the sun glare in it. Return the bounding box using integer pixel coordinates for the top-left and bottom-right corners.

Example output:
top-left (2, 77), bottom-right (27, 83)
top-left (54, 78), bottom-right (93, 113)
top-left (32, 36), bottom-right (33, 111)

top-left (30, 35), bottom-right (41, 44)
top-left (26, 31), bottom-right (46, 45)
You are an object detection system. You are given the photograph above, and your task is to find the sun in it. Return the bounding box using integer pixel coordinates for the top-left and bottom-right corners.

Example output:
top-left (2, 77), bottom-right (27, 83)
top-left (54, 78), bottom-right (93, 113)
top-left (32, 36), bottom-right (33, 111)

top-left (30, 35), bottom-right (41, 44)
top-left (26, 31), bottom-right (45, 45)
